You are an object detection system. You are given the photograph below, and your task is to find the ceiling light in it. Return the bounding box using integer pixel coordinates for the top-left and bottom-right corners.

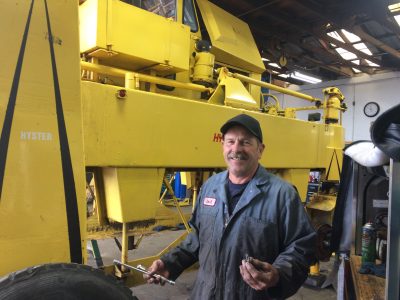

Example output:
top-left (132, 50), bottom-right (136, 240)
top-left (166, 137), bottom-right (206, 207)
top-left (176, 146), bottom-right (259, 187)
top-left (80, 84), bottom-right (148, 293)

top-left (268, 63), bottom-right (281, 69)
top-left (389, 3), bottom-right (400, 13)
top-left (278, 74), bottom-right (289, 78)
top-left (352, 68), bottom-right (361, 73)
top-left (262, 57), bottom-right (270, 62)
top-left (290, 71), bottom-right (321, 84)
top-left (388, 4), bottom-right (400, 27)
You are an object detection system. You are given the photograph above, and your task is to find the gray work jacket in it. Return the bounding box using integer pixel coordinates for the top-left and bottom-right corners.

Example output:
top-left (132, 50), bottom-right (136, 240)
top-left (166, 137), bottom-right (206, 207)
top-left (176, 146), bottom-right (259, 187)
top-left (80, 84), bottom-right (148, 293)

top-left (162, 166), bottom-right (316, 300)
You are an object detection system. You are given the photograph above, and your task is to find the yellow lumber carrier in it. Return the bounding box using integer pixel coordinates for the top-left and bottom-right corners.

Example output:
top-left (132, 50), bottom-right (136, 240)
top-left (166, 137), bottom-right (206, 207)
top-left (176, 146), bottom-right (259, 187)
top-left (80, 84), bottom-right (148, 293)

top-left (0, 0), bottom-right (345, 297)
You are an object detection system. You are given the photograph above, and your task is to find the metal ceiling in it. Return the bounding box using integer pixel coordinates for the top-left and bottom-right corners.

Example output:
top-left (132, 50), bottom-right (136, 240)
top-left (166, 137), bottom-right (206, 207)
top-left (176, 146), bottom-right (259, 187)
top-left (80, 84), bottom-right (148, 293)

top-left (208, 0), bottom-right (400, 84)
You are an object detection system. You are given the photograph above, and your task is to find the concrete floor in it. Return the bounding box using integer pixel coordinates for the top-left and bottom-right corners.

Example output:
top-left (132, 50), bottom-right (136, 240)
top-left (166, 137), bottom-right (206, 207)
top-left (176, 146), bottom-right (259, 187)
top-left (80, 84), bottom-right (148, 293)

top-left (88, 230), bottom-right (337, 300)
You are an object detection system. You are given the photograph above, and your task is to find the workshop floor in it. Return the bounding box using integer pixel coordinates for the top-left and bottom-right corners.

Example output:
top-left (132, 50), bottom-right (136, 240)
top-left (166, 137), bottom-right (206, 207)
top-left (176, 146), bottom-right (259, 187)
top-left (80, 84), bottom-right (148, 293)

top-left (88, 230), bottom-right (337, 300)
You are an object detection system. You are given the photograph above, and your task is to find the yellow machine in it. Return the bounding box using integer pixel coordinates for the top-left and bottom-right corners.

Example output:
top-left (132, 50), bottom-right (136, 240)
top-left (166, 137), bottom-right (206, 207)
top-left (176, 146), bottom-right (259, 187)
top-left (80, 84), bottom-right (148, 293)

top-left (0, 0), bottom-right (345, 295)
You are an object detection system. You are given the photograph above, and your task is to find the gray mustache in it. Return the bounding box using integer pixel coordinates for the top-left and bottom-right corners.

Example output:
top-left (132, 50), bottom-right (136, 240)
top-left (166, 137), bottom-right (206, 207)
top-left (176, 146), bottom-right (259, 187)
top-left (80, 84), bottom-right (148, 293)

top-left (228, 152), bottom-right (247, 160)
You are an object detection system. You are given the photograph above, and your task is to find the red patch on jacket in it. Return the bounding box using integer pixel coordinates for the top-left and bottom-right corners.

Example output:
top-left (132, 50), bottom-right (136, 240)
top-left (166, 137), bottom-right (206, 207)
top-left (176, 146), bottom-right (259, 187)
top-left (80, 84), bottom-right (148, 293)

top-left (203, 197), bottom-right (216, 206)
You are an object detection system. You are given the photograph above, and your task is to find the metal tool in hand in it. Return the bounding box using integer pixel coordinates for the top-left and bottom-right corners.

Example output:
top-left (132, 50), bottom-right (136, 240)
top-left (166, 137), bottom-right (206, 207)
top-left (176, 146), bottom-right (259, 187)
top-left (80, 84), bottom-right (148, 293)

top-left (113, 259), bottom-right (175, 285)
top-left (244, 254), bottom-right (253, 263)
top-left (245, 254), bottom-right (261, 270)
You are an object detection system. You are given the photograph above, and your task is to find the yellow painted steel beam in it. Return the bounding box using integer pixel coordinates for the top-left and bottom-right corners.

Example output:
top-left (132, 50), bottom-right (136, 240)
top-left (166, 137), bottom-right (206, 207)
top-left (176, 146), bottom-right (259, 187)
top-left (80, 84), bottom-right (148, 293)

top-left (81, 61), bottom-right (213, 93)
top-left (231, 72), bottom-right (321, 103)
top-left (82, 81), bottom-right (344, 170)
top-left (121, 223), bottom-right (128, 272)
top-left (293, 106), bottom-right (321, 111)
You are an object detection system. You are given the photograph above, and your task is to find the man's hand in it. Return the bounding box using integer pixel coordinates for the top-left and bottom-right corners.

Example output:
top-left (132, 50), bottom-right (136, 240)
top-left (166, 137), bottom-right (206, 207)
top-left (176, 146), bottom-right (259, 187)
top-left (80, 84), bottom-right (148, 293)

top-left (143, 259), bottom-right (170, 286)
top-left (239, 258), bottom-right (279, 291)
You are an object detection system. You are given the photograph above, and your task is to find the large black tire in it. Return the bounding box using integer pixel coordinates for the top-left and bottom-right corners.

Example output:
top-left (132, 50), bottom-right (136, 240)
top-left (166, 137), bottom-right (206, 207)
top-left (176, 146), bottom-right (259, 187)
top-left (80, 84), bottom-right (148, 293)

top-left (0, 263), bottom-right (137, 300)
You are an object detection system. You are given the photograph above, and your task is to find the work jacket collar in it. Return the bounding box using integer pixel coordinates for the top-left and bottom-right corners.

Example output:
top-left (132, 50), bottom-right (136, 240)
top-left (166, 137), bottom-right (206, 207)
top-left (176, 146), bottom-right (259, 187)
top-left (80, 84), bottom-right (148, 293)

top-left (216, 164), bottom-right (270, 185)
top-left (217, 165), bottom-right (271, 214)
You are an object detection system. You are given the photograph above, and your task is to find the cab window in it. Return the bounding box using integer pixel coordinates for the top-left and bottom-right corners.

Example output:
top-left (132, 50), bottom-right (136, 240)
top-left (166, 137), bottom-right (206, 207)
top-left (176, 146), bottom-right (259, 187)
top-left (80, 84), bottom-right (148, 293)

top-left (121, 0), bottom-right (176, 19)
top-left (183, 0), bottom-right (198, 32)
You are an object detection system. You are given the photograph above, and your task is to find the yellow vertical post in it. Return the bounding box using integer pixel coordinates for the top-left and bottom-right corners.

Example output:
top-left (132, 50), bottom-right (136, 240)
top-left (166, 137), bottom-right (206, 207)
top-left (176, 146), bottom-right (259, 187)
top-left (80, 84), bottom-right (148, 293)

top-left (149, 70), bottom-right (157, 93)
top-left (89, 57), bottom-right (98, 81)
top-left (192, 185), bottom-right (198, 212)
top-left (163, 178), bottom-right (191, 232)
top-left (159, 174), bottom-right (175, 204)
top-left (121, 222), bottom-right (128, 272)
top-left (125, 72), bottom-right (139, 89)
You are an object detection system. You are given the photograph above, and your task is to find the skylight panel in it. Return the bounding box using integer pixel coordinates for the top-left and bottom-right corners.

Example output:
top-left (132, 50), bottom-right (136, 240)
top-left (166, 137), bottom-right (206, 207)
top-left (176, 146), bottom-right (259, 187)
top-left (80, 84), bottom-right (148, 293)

top-left (341, 30), bottom-right (361, 43)
top-left (354, 42), bottom-right (372, 55)
top-left (366, 59), bottom-right (380, 67)
top-left (335, 47), bottom-right (357, 60)
top-left (394, 15), bottom-right (400, 26)
top-left (328, 28), bottom-right (377, 72)
top-left (327, 31), bottom-right (344, 43)
top-left (335, 47), bottom-right (346, 54)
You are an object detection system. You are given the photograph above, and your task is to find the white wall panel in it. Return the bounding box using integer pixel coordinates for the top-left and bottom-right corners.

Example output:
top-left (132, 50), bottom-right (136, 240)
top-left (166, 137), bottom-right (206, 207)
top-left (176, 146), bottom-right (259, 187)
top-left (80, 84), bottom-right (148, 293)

top-left (272, 71), bottom-right (400, 143)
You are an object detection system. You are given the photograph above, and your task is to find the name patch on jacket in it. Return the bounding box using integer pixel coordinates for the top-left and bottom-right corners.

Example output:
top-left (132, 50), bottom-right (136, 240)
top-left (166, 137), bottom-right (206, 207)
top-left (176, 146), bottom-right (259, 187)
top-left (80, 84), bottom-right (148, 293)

top-left (204, 197), bottom-right (216, 206)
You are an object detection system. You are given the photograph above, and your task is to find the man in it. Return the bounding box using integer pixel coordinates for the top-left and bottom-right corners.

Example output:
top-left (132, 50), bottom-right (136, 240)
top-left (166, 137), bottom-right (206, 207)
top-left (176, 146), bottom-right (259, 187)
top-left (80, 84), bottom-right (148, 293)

top-left (145, 114), bottom-right (316, 299)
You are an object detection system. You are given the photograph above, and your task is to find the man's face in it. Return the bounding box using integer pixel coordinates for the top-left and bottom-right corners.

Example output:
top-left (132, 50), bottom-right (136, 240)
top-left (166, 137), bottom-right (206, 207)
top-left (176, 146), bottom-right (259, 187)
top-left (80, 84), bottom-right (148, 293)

top-left (222, 125), bottom-right (265, 180)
